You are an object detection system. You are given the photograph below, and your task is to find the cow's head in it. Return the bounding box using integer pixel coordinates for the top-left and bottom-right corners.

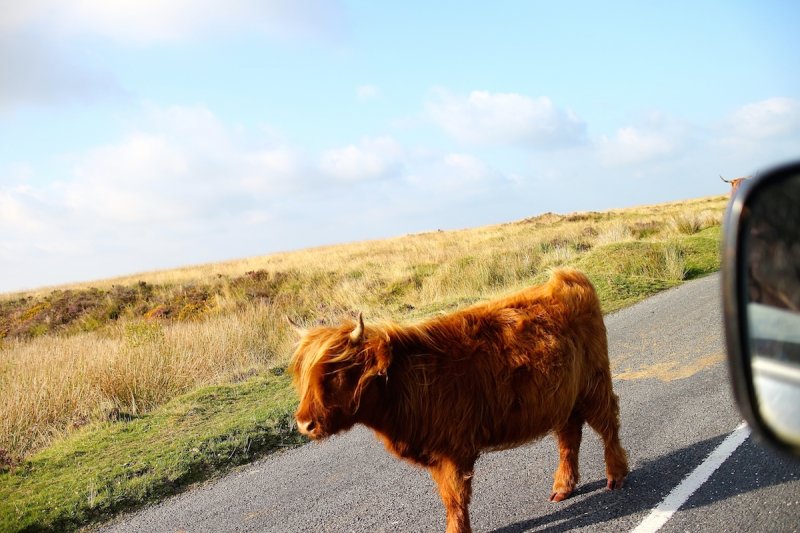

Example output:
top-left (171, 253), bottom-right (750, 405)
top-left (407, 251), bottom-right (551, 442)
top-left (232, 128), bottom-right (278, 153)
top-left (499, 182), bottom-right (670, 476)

top-left (289, 313), bottom-right (391, 439)
top-left (721, 175), bottom-right (749, 196)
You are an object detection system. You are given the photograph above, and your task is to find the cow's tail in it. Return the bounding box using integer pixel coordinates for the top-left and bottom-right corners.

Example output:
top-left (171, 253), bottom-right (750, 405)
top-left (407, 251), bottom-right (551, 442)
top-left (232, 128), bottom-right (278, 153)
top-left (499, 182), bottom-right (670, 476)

top-left (546, 268), bottom-right (602, 314)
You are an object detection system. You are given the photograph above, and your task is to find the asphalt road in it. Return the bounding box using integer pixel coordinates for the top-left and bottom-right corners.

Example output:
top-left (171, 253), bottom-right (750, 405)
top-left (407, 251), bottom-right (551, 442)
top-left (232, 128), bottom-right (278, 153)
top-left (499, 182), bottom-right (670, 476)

top-left (100, 273), bottom-right (800, 532)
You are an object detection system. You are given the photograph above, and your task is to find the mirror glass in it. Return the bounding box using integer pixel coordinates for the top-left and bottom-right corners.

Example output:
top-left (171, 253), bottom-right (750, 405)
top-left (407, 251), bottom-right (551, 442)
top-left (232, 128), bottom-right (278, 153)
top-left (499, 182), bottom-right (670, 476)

top-left (745, 172), bottom-right (800, 446)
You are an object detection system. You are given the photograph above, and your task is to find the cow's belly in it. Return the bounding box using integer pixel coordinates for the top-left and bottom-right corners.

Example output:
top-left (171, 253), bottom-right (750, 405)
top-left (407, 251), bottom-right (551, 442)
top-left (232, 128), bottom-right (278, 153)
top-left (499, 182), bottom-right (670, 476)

top-left (481, 378), bottom-right (581, 449)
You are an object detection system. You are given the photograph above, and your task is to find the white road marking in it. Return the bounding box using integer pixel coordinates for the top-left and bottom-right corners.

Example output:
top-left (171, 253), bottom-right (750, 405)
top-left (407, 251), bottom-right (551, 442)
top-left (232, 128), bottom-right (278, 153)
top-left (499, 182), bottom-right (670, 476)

top-left (631, 422), bottom-right (750, 533)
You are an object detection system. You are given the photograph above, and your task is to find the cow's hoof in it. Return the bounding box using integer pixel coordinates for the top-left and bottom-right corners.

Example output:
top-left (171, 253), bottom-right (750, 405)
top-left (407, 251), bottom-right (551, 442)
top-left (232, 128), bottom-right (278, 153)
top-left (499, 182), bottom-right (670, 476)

top-left (549, 491), bottom-right (572, 503)
top-left (606, 477), bottom-right (625, 491)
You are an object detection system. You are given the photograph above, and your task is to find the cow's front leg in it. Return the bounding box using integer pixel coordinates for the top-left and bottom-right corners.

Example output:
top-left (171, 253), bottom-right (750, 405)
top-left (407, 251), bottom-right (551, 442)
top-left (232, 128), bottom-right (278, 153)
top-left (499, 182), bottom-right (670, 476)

top-left (429, 456), bottom-right (477, 533)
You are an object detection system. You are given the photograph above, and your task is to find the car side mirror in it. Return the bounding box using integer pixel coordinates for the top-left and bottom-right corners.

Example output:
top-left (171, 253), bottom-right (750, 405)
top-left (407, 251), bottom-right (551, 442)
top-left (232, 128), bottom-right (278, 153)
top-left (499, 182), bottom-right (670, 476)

top-left (723, 160), bottom-right (800, 457)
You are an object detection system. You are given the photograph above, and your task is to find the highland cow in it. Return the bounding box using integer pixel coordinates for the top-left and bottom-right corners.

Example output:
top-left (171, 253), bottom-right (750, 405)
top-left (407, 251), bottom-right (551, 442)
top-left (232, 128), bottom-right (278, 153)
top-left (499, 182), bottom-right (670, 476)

top-left (720, 174), bottom-right (749, 196)
top-left (290, 269), bottom-right (628, 533)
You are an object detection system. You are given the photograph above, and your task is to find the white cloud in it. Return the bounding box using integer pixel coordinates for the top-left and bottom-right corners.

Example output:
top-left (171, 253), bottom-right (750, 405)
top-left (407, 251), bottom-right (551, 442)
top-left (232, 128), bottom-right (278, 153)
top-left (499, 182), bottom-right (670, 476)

top-left (2, 102), bottom-right (519, 291)
top-left (241, 147), bottom-right (307, 192)
top-left (1, 104), bottom-right (313, 251)
top-left (711, 97), bottom-right (800, 172)
top-left (595, 113), bottom-right (690, 167)
top-left (2, 0), bottom-right (345, 44)
top-left (728, 97), bottom-right (800, 140)
top-left (3, 107), bottom-right (416, 256)
top-left (10, 90), bottom-right (799, 292)
top-left (406, 152), bottom-right (502, 193)
top-left (0, 187), bottom-right (48, 233)
top-left (319, 136), bottom-right (405, 182)
top-left (441, 153), bottom-right (495, 182)
top-left (0, 181), bottom-right (92, 274)
top-left (1, 163), bottom-right (34, 184)
top-left (597, 127), bottom-right (677, 166)
top-left (426, 88), bottom-right (586, 148)
top-left (61, 105), bottom-right (320, 226)
top-left (0, 0), bottom-right (344, 108)
top-left (0, 29), bottom-right (123, 108)
top-left (67, 133), bottom-right (193, 223)
top-left (0, 103), bottom-right (326, 289)
top-left (357, 85), bottom-right (380, 100)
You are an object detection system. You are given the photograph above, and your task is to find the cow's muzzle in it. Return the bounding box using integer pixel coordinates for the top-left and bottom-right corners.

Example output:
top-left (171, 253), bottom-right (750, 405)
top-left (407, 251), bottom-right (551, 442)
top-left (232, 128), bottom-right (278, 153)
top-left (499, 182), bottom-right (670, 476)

top-left (296, 418), bottom-right (319, 438)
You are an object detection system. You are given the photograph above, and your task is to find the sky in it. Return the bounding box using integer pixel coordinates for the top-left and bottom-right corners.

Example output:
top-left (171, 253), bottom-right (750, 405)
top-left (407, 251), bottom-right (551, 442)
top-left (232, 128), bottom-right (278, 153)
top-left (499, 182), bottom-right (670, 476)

top-left (1, 1), bottom-right (799, 293)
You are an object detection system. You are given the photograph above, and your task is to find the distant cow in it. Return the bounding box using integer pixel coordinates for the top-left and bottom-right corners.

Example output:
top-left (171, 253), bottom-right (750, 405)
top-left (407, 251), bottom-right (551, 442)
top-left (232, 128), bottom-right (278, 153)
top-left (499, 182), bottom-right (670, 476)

top-left (290, 269), bottom-right (629, 533)
top-left (720, 175), bottom-right (749, 196)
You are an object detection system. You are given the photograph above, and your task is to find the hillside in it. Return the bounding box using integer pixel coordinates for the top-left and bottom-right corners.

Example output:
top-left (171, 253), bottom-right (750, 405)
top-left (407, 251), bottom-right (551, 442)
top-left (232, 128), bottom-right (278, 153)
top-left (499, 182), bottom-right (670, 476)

top-left (1, 195), bottom-right (727, 339)
top-left (0, 194), bottom-right (728, 531)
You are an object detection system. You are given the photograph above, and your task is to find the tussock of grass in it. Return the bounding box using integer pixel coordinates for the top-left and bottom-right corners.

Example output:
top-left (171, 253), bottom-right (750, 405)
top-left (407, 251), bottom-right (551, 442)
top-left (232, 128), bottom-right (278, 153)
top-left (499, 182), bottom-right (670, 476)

top-left (594, 221), bottom-right (636, 245)
top-left (0, 195), bottom-right (728, 532)
top-left (581, 238), bottom-right (690, 283)
top-left (678, 226), bottom-right (723, 278)
top-left (667, 210), bottom-right (722, 235)
top-left (576, 242), bottom-right (687, 313)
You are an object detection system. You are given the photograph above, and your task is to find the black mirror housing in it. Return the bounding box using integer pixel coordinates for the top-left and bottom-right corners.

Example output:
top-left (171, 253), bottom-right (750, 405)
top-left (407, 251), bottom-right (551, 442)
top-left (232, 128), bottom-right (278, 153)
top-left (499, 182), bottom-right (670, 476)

top-left (723, 159), bottom-right (800, 457)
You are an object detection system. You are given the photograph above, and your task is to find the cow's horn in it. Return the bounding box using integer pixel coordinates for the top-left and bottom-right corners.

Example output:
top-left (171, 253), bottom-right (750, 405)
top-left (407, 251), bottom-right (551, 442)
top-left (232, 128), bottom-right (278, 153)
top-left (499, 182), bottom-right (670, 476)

top-left (720, 175), bottom-right (730, 183)
top-left (350, 312), bottom-right (364, 343)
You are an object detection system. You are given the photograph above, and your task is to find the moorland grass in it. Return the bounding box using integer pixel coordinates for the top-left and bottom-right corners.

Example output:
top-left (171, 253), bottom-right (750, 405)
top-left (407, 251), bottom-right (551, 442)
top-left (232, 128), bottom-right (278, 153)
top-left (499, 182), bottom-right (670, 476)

top-left (0, 195), bottom-right (727, 532)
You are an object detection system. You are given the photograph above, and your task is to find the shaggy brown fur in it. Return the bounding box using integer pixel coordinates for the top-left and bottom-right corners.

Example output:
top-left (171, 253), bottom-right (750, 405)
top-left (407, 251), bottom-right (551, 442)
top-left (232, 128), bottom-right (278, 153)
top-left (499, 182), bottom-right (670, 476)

top-left (290, 269), bottom-right (629, 533)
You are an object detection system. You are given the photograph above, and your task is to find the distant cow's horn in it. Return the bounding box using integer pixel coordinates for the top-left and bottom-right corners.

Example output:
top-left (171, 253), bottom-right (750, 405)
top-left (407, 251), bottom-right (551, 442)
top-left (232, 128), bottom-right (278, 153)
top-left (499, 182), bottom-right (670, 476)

top-left (350, 312), bottom-right (365, 343)
top-left (720, 175), bottom-right (731, 183)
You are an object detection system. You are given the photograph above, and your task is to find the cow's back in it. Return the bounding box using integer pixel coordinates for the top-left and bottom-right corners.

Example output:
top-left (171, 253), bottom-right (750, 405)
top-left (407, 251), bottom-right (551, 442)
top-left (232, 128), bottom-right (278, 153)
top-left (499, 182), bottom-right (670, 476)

top-left (380, 269), bottom-right (608, 456)
top-left (479, 270), bottom-right (607, 447)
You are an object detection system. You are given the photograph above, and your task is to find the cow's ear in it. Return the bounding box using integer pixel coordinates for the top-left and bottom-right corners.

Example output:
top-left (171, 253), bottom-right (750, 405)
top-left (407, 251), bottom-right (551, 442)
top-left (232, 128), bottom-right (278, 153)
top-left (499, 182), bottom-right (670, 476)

top-left (372, 339), bottom-right (392, 377)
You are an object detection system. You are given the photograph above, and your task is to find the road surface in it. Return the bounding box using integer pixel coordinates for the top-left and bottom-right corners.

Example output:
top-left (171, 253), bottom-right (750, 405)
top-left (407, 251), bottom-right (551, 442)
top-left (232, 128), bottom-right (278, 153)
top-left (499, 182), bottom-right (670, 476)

top-left (101, 273), bottom-right (800, 532)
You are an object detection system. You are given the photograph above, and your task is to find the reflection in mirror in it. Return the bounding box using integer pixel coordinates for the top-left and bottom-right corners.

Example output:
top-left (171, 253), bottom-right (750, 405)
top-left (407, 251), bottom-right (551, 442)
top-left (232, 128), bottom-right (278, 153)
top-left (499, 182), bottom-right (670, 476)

top-left (745, 172), bottom-right (800, 446)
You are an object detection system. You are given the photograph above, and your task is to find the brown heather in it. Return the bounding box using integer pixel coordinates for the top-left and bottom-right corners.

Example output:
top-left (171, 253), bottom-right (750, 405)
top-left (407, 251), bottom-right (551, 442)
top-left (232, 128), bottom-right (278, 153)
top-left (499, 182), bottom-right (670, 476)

top-left (0, 195), bottom-right (727, 462)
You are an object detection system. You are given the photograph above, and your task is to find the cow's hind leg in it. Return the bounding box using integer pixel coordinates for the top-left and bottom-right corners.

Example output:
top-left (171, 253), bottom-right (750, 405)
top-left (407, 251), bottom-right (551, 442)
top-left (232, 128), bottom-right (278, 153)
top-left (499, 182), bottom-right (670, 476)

top-left (584, 381), bottom-right (629, 491)
top-left (550, 410), bottom-right (583, 502)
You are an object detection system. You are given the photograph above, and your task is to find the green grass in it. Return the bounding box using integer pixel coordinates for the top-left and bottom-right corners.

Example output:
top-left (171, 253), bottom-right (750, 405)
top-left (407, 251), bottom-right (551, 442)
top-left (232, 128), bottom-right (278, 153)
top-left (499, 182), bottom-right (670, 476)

top-left (0, 372), bottom-right (302, 533)
top-left (679, 226), bottom-right (723, 279)
top-left (575, 225), bottom-right (722, 313)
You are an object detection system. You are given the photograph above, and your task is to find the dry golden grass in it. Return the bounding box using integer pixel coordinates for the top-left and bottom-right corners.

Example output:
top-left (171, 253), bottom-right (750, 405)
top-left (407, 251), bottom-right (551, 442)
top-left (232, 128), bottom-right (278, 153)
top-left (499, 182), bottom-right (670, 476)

top-left (2, 196), bottom-right (723, 298)
top-left (0, 195), bottom-right (728, 461)
top-left (0, 304), bottom-right (295, 459)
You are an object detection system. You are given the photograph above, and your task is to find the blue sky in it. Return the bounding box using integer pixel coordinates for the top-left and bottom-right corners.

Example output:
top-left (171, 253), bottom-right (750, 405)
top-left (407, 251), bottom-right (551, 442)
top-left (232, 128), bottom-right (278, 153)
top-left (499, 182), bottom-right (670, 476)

top-left (1, 1), bottom-right (799, 293)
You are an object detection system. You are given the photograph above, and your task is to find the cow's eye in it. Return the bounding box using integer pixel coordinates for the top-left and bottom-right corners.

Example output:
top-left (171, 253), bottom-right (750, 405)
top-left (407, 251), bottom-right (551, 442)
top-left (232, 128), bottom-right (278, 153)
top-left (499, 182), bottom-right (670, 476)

top-left (331, 371), bottom-right (346, 388)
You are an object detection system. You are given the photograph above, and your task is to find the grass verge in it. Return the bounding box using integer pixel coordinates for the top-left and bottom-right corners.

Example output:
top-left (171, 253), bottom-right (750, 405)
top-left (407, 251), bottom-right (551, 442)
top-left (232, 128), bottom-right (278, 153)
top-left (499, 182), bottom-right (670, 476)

top-left (0, 372), bottom-right (302, 533)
